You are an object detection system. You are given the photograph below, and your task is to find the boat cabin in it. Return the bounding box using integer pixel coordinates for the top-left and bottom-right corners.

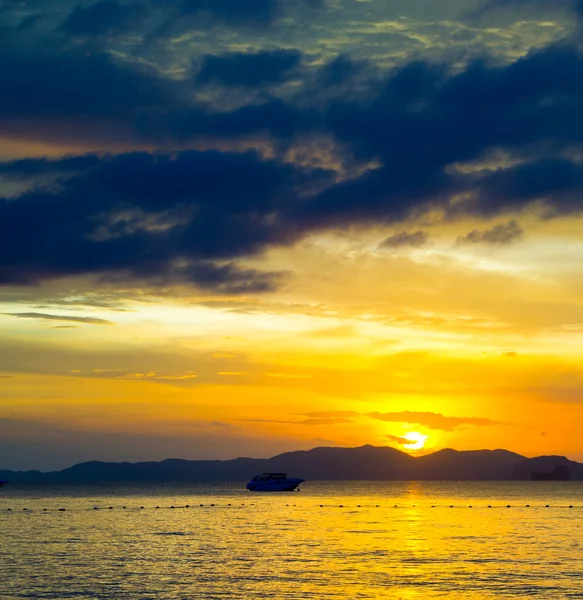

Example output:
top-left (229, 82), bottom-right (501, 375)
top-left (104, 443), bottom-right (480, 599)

top-left (250, 473), bottom-right (288, 482)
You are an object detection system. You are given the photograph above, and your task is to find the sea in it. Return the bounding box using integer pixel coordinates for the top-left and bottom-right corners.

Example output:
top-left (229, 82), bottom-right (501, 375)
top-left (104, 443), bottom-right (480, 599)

top-left (1, 481), bottom-right (582, 599)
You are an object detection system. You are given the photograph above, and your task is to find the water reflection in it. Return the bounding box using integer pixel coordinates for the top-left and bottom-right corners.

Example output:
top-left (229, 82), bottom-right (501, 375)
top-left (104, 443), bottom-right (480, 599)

top-left (1, 481), bottom-right (582, 599)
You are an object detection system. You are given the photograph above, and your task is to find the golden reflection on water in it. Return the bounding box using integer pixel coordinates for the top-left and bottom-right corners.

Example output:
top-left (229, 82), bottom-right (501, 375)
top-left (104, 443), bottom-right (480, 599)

top-left (1, 481), bottom-right (582, 599)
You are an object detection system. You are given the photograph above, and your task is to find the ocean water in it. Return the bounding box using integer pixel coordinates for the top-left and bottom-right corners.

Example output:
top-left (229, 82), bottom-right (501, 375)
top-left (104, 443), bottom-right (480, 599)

top-left (1, 481), bottom-right (583, 599)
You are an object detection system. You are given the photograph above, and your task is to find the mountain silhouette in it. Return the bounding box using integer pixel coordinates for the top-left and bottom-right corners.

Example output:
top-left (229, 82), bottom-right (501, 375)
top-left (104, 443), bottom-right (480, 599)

top-left (1, 445), bottom-right (582, 483)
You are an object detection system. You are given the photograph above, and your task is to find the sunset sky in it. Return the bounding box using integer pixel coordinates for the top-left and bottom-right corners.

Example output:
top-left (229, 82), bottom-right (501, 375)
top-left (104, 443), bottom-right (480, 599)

top-left (3, 0), bottom-right (583, 470)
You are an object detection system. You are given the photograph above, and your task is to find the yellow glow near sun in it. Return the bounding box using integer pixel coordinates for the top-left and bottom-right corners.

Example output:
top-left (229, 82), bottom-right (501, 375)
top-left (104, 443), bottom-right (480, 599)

top-left (403, 431), bottom-right (428, 451)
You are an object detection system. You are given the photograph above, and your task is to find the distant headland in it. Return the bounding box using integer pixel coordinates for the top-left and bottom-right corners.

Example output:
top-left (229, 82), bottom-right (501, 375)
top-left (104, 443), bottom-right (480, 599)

top-left (1, 445), bottom-right (581, 483)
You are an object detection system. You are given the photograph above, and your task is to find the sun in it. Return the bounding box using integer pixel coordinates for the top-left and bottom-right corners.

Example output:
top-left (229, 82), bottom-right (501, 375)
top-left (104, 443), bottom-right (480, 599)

top-left (403, 431), bottom-right (428, 451)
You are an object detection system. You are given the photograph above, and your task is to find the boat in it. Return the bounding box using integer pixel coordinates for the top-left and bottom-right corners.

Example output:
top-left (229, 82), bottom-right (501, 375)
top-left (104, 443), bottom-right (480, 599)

top-left (246, 473), bottom-right (304, 492)
top-left (0, 480), bottom-right (8, 488)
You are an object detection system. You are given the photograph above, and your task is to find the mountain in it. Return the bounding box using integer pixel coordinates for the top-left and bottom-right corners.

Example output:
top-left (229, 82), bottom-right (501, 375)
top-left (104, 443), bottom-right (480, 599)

top-left (1, 445), bottom-right (582, 483)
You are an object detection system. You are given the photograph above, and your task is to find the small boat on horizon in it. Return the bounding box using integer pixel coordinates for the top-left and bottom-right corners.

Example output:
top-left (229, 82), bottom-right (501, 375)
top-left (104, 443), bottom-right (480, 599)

top-left (246, 473), bottom-right (304, 492)
top-left (0, 480), bottom-right (8, 488)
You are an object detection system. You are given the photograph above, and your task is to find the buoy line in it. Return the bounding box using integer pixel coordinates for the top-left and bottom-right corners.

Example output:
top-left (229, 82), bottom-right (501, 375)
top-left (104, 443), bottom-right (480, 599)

top-left (0, 503), bottom-right (581, 513)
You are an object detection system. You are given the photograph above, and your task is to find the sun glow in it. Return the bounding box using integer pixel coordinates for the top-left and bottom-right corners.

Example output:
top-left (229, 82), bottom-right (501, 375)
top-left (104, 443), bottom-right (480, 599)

top-left (403, 431), bottom-right (428, 451)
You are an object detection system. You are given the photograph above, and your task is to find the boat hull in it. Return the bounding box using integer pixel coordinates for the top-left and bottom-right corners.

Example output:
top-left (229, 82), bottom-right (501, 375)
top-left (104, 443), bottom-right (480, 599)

top-left (246, 478), bottom-right (304, 492)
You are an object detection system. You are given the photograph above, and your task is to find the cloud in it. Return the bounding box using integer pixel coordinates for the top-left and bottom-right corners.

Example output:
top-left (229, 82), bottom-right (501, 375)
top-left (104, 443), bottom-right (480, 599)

top-left (3, 312), bottom-right (114, 325)
top-left (386, 434), bottom-right (415, 446)
top-left (218, 372), bottom-right (247, 376)
top-left (0, 45), bottom-right (174, 124)
top-left (58, 1), bottom-right (148, 37)
top-left (457, 221), bottom-right (523, 246)
top-left (240, 416), bottom-right (353, 426)
top-left (181, 0), bottom-right (278, 24)
top-left (473, 0), bottom-right (579, 16)
top-left (197, 50), bottom-right (302, 87)
top-left (380, 230), bottom-right (429, 249)
top-left (180, 0), bottom-right (323, 26)
top-left (5, 12), bottom-right (583, 295)
top-left (369, 411), bottom-right (503, 431)
top-left (151, 372), bottom-right (199, 380)
top-left (0, 150), bottom-right (319, 290)
top-left (301, 411), bottom-right (360, 418)
top-left (300, 417), bottom-right (353, 426)
top-left (265, 373), bottom-right (312, 379)
top-left (115, 371), bottom-right (198, 380)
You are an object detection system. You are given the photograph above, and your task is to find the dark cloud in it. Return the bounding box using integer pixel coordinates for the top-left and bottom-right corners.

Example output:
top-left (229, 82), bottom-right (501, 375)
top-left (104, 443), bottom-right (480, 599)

top-left (180, 0), bottom-right (323, 24)
top-left (181, 0), bottom-right (278, 24)
top-left (0, 46), bottom-right (175, 122)
top-left (4, 312), bottom-right (114, 325)
top-left (473, 0), bottom-right (580, 15)
top-left (197, 50), bottom-right (302, 87)
top-left (471, 160), bottom-right (583, 216)
top-left (380, 230), bottom-right (429, 249)
top-left (369, 411), bottom-right (503, 431)
top-left (0, 150), bottom-right (327, 289)
top-left (58, 1), bottom-right (147, 37)
top-left (457, 221), bottom-right (523, 246)
top-left (318, 54), bottom-right (365, 87)
top-left (18, 15), bottom-right (41, 30)
top-left (4, 13), bottom-right (583, 291)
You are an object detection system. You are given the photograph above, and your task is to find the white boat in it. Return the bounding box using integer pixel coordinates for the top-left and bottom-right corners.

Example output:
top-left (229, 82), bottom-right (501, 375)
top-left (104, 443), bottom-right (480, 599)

top-left (246, 473), bottom-right (304, 492)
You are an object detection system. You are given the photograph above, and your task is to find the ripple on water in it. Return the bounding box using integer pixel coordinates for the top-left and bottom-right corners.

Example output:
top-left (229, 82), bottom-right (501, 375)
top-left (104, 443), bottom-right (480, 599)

top-left (1, 481), bottom-right (583, 599)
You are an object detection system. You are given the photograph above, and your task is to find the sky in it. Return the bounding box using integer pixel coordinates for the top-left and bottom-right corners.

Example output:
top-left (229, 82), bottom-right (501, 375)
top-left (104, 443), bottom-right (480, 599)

top-left (3, 0), bottom-right (583, 470)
